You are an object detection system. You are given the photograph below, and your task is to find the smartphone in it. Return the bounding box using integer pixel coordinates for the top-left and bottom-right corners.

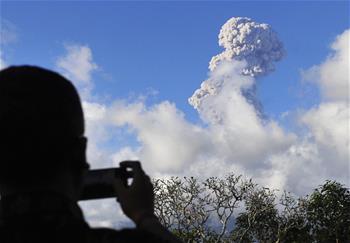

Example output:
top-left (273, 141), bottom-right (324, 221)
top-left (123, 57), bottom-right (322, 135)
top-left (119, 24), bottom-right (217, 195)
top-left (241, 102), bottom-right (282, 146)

top-left (79, 168), bottom-right (129, 201)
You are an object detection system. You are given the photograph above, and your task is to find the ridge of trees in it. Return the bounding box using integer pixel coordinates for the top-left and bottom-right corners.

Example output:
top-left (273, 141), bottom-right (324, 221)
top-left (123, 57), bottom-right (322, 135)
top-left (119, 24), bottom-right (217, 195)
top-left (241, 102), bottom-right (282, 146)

top-left (153, 174), bottom-right (350, 243)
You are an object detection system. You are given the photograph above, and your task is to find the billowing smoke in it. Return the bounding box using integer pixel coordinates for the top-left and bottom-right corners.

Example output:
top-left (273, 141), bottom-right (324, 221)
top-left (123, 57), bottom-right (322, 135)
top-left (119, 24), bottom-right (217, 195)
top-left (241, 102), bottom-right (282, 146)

top-left (106, 17), bottom-right (295, 178)
top-left (210, 17), bottom-right (285, 75)
top-left (189, 17), bottom-right (285, 116)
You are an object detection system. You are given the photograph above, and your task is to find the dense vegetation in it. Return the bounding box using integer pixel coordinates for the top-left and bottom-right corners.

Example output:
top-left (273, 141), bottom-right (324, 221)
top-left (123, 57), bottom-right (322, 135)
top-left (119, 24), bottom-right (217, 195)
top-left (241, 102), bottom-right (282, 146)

top-left (153, 175), bottom-right (350, 243)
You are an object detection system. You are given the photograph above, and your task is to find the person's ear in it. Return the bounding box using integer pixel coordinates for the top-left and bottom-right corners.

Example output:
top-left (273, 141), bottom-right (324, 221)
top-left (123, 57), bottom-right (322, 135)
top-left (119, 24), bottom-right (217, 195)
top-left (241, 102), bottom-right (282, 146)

top-left (78, 136), bottom-right (87, 152)
top-left (77, 136), bottom-right (89, 169)
top-left (70, 136), bottom-right (89, 170)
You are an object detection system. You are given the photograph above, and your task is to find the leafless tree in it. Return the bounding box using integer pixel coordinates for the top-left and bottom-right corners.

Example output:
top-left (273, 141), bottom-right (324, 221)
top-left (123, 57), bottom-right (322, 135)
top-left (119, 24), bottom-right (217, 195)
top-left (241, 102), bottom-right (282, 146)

top-left (153, 174), bottom-right (254, 242)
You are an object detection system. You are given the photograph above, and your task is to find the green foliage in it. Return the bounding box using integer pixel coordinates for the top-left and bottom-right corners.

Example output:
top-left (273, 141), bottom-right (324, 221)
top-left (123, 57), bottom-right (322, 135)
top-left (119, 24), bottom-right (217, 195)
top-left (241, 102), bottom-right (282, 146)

top-left (276, 192), bottom-right (311, 242)
top-left (153, 177), bottom-right (350, 243)
top-left (306, 180), bottom-right (350, 242)
top-left (231, 187), bottom-right (279, 242)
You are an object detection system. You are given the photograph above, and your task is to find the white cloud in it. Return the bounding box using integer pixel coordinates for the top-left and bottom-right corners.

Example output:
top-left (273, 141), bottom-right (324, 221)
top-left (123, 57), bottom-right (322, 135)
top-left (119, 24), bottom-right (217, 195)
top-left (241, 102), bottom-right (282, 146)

top-left (0, 51), bottom-right (6, 70)
top-left (297, 29), bottom-right (350, 186)
top-left (79, 199), bottom-right (132, 228)
top-left (265, 141), bottom-right (324, 195)
top-left (0, 19), bottom-right (18, 70)
top-left (110, 100), bottom-right (212, 174)
top-left (82, 101), bottom-right (114, 169)
top-left (112, 147), bottom-right (140, 166)
top-left (302, 29), bottom-right (349, 102)
top-left (259, 30), bottom-right (350, 193)
top-left (56, 44), bottom-right (98, 99)
top-left (0, 19), bottom-right (18, 45)
top-left (301, 102), bottom-right (349, 166)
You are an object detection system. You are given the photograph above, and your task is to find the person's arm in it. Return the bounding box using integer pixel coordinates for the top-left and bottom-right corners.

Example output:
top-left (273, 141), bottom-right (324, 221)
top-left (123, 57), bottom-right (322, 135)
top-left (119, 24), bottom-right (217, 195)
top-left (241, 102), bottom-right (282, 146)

top-left (114, 161), bottom-right (182, 243)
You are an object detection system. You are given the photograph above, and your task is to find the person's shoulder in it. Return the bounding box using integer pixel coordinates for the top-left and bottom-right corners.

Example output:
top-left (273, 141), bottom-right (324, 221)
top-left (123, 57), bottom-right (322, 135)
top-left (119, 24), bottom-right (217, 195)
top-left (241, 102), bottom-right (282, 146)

top-left (88, 227), bottom-right (168, 243)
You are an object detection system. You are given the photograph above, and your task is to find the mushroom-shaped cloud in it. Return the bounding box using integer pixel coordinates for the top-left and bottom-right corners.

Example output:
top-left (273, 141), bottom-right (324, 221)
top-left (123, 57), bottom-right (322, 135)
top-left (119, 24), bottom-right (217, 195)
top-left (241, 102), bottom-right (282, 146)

top-left (189, 17), bottom-right (285, 112)
top-left (210, 17), bottom-right (285, 77)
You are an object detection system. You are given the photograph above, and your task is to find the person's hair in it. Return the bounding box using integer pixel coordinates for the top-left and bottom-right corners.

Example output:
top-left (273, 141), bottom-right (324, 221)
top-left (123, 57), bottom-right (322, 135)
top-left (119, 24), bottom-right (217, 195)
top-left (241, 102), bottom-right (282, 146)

top-left (0, 66), bottom-right (86, 185)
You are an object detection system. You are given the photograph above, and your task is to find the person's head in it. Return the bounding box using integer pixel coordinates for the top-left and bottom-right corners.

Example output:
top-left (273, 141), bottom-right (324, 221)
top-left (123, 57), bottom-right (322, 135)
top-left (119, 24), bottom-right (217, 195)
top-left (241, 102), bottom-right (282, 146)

top-left (0, 66), bottom-right (89, 199)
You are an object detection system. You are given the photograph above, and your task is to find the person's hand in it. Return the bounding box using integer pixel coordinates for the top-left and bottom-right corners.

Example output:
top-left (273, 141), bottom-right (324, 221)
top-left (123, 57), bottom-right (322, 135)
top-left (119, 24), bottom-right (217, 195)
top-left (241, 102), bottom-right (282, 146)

top-left (113, 161), bottom-right (155, 225)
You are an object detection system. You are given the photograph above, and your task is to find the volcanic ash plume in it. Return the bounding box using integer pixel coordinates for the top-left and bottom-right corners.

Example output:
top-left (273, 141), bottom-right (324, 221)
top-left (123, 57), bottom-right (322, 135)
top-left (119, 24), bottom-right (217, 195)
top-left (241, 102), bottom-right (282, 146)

top-left (210, 17), bottom-right (285, 76)
top-left (189, 17), bottom-right (285, 113)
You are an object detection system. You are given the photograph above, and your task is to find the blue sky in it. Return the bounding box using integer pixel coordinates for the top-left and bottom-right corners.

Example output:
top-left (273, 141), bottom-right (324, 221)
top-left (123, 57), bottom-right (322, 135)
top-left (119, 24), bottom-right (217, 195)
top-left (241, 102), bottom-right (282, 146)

top-left (1, 1), bottom-right (349, 123)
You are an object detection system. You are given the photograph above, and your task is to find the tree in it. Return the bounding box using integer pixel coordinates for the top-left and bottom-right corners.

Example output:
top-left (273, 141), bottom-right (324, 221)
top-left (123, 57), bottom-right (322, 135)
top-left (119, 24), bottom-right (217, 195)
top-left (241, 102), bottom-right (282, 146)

top-left (153, 174), bottom-right (254, 242)
top-left (276, 192), bottom-right (311, 242)
top-left (153, 176), bottom-right (350, 243)
top-left (153, 176), bottom-right (211, 242)
top-left (203, 175), bottom-right (254, 242)
top-left (231, 186), bottom-right (279, 243)
top-left (306, 180), bottom-right (350, 242)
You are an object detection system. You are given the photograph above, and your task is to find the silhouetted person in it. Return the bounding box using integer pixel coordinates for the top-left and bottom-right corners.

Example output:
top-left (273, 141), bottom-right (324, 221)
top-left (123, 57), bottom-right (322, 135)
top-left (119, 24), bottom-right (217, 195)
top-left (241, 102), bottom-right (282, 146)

top-left (0, 66), bottom-right (181, 243)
